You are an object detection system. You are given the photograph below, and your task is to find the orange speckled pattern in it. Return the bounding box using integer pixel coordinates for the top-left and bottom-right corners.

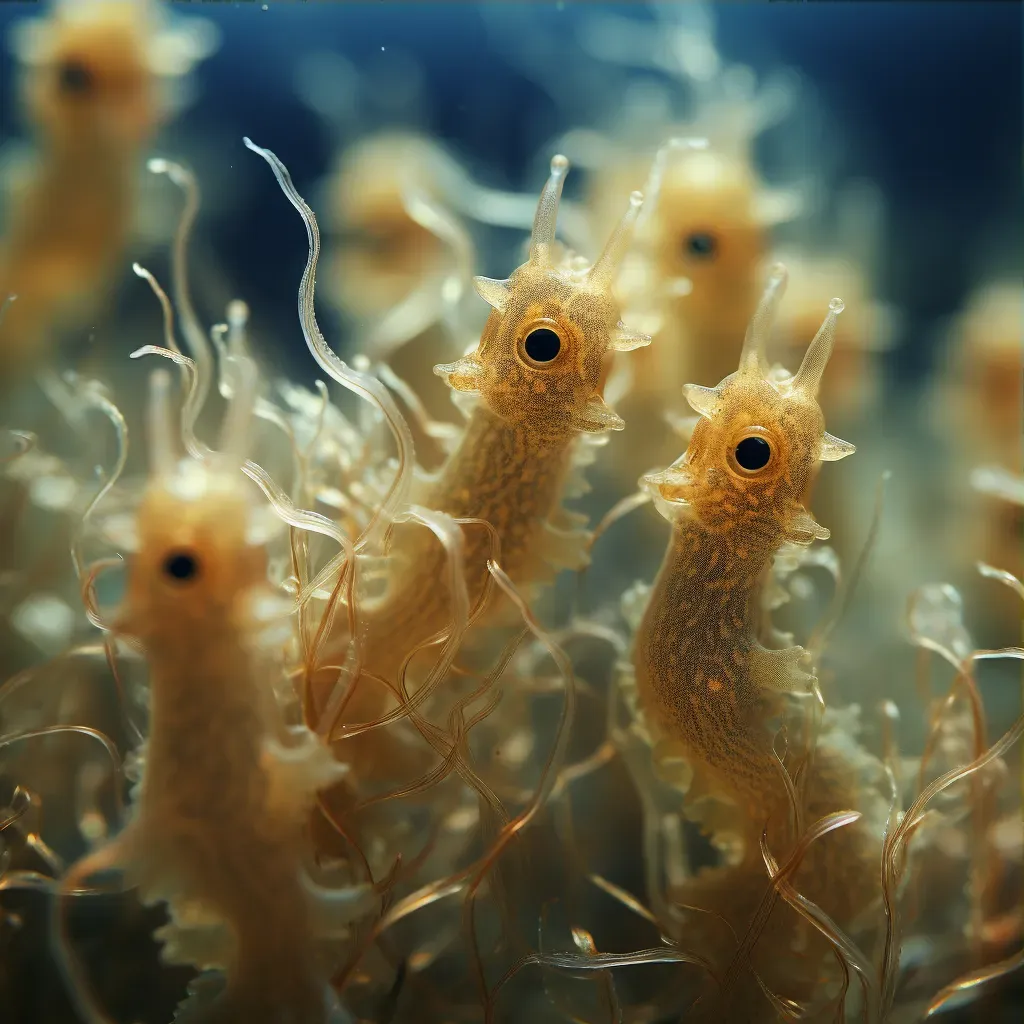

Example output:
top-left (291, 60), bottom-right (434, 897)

top-left (635, 267), bottom-right (842, 812)
top-left (350, 157), bottom-right (649, 689)
top-left (631, 266), bottom-right (882, 1017)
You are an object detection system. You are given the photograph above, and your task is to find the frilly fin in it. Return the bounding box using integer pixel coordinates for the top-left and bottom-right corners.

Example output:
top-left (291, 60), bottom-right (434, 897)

top-left (473, 275), bottom-right (510, 313)
top-left (434, 354), bottom-right (484, 393)
top-left (820, 431), bottom-right (856, 461)
top-left (640, 461), bottom-right (694, 522)
top-left (788, 507), bottom-right (830, 545)
top-left (261, 728), bottom-right (349, 824)
top-left (682, 382), bottom-right (721, 420)
top-left (299, 872), bottom-right (374, 937)
top-left (609, 320), bottom-right (652, 353)
top-left (570, 394), bottom-right (625, 433)
top-left (536, 520), bottom-right (591, 575)
top-left (751, 644), bottom-right (816, 694)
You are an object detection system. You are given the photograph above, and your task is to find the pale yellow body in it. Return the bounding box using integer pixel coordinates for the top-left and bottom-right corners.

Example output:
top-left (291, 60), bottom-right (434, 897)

top-left (60, 378), bottom-right (361, 1022)
top-left (325, 133), bottom-right (456, 323)
top-left (590, 146), bottom-right (774, 486)
top-left (956, 283), bottom-right (1023, 580)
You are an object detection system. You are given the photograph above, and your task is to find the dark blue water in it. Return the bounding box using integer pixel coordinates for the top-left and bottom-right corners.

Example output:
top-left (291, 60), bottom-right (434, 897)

top-left (0, 1), bottom-right (1019, 388)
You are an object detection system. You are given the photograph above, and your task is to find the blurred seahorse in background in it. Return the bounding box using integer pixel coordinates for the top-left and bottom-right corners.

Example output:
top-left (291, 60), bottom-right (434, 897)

top-left (0, 0), bottom-right (216, 383)
top-left (56, 362), bottom-right (367, 1024)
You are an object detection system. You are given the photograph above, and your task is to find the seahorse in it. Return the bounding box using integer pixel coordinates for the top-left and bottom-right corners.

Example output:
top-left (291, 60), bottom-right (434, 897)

top-left (56, 363), bottom-right (366, 1024)
top-left (632, 265), bottom-right (883, 1017)
top-left (358, 157), bottom-right (647, 682)
top-left (594, 138), bottom-right (791, 494)
top-left (249, 141), bottom-right (649, 729)
top-left (0, 0), bottom-right (214, 380)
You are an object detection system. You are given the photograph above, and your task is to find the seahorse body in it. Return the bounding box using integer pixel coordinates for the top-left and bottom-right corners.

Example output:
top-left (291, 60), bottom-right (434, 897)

top-left (336, 158), bottom-right (648, 721)
top-left (60, 370), bottom-right (363, 1023)
top-left (633, 268), bottom-right (883, 1017)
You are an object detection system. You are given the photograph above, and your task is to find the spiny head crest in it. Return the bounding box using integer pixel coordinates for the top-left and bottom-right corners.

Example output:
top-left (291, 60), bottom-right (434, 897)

top-left (686, 265), bottom-right (854, 436)
top-left (529, 153), bottom-right (570, 266)
top-left (436, 158), bottom-right (650, 443)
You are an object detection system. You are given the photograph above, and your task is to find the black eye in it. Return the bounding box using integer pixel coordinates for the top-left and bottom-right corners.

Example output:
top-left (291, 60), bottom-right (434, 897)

top-left (57, 60), bottom-right (94, 95)
top-left (522, 327), bottom-right (561, 365)
top-left (163, 550), bottom-right (200, 583)
top-left (685, 232), bottom-right (717, 260)
top-left (734, 435), bottom-right (772, 472)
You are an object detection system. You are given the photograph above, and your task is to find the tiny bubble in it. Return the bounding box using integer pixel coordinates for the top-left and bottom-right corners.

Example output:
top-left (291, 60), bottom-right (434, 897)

top-left (381, 46), bottom-right (385, 51)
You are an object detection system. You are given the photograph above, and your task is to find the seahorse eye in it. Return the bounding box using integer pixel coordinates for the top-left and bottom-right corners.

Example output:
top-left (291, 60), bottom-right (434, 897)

top-left (57, 60), bottom-right (94, 96)
top-left (734, 435), bottom-right (772, 473)
top-left (163, 550), bottom-right (200, 583)
top-left (521, 326), bottom-right (562, 366)
top-left (684, 231), bottom-right (717, 260)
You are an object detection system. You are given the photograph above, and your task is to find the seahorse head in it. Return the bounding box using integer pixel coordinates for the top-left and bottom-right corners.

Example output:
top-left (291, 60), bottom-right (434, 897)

top-left (123, 363), bottom-right (271, 641)
top-left (644, 264), bottom-right (855, 545)
top-left (435, 155), bottom-right (651, 446)
top-left (11, 0), bottom-right (215, 151)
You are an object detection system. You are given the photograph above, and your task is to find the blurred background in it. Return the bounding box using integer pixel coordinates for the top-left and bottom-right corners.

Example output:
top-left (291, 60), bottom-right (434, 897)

top-left (2, 0), bottom-right (1018, 387)
top-left (0, 3), bottom-right (1020, 1021)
